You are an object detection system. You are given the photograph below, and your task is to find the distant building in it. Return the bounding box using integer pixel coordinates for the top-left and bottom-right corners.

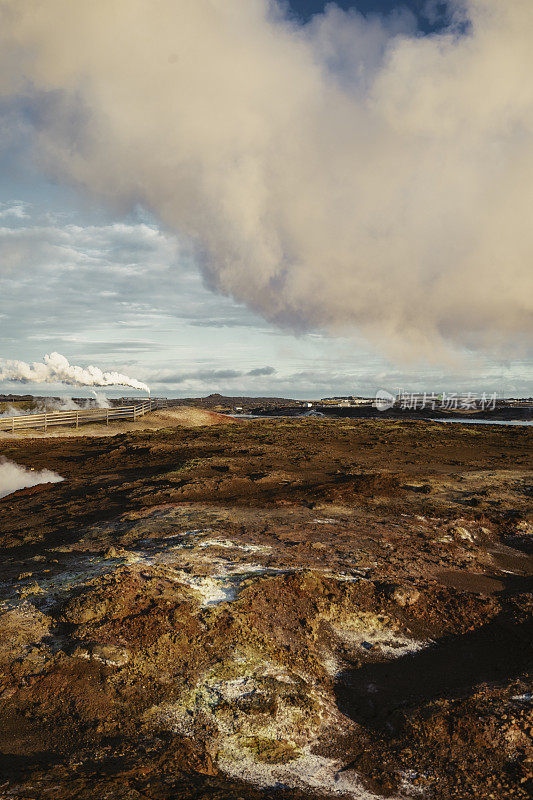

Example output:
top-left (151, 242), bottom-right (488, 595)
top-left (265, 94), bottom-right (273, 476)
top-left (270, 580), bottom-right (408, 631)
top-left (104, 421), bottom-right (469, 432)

top-left (319, 396), bottom-right (371, 406)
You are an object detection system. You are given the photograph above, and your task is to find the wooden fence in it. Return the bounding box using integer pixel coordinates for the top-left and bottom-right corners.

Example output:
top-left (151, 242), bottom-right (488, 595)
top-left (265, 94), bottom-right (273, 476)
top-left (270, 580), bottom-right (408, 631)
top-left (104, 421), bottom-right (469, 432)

top-left (0, 399), bottom-right (160, 433)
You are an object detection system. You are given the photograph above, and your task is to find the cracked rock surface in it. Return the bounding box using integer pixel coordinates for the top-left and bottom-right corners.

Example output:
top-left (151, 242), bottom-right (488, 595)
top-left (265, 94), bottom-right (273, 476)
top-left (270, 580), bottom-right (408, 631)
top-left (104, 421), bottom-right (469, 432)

top-left (0, 415), bottom-right (531, 799)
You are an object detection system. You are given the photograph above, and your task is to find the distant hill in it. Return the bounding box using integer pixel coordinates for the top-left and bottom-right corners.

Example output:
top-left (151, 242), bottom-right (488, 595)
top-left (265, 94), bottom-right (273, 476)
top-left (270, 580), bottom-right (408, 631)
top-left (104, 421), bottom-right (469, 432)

top-left (169, 393), bottom-right (304, 411)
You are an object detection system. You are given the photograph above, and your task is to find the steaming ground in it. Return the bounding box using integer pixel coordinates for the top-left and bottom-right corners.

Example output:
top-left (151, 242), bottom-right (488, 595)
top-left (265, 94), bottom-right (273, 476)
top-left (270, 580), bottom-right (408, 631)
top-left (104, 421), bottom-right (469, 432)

top-left (0, 457), bottom-right (63, 498)
top-left (0, 415), bottom-right (531, 799)
top-left (0, 395), bottom-right (111, 418)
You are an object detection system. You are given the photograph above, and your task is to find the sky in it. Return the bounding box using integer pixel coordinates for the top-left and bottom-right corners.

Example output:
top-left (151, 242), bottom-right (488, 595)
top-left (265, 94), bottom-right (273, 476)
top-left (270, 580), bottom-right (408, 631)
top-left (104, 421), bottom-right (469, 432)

top-left (0, 0), bottom-right (531, 400)
top-left (289, 0), bottom-right (453, 30)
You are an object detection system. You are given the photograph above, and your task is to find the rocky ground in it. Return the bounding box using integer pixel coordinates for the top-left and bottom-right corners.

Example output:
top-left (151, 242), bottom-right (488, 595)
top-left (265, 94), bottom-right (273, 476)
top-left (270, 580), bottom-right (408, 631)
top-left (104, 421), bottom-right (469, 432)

top-left (0, 414), bottom-right (531, 799)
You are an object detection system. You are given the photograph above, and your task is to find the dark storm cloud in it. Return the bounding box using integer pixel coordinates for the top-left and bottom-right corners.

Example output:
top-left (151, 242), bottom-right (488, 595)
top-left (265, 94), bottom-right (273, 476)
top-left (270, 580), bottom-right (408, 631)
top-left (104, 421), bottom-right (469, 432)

top-left (248, 366), bottom-right (276, 376)
top-left (156, 366), bottom-right (277, 385)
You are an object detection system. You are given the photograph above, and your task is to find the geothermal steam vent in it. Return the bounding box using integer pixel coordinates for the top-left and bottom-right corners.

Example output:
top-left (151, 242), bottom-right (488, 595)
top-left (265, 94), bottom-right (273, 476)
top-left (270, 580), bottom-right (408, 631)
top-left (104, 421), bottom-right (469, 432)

top-left (0, 458), bottom-right (63, 499)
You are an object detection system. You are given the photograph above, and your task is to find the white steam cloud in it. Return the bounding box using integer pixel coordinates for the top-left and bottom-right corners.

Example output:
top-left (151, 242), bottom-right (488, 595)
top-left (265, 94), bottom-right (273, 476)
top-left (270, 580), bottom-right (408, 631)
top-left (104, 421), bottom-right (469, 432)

top-left (0, 1), bottom-right (532, 359)
top-left (0, 458), bottom-right (63, 499)
top-left (0, 352), bottom-right (150, 394)
top-left (90, 391), bottom-right (111, 409)
top-left (0, 395), bottom-right (111, 417)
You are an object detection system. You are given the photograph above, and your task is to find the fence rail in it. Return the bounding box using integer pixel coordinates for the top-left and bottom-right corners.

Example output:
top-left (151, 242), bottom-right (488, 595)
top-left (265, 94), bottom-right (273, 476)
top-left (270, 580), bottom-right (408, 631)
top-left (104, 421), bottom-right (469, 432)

top-left (0, 399), bottom-right (160, 433)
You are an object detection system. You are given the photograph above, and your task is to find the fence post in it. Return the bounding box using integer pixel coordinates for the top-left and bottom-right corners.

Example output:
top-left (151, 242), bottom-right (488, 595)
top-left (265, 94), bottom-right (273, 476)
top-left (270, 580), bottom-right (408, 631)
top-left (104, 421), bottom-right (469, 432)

top-left (12, 416), bottom-right (14, 434)
top-left (76, 411), bottom-right (79, 429)
top-left (44, 413), bottom-right (47, 432)
top-left (106, 409), bottom-right (109, 426)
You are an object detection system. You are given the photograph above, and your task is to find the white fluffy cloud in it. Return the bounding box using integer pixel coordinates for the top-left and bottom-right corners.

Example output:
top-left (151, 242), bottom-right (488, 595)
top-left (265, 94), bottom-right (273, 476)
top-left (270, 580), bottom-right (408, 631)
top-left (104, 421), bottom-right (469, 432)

top-left (0, 211), bottom-right (188, 335)
top-left (0, 0), bottom-right (532, 364)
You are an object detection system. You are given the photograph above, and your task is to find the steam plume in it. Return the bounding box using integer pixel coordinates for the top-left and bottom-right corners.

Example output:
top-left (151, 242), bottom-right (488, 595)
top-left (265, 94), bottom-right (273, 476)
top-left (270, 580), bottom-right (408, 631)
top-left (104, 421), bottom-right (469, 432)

top-left (0, 1), bottom-right (532, 359)
top-left (0, 353), bottom-right (150, 394)
top-left (91, 390), bottom-right (111, 409)
top-left (0, 458), bottom-right (63, 499)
